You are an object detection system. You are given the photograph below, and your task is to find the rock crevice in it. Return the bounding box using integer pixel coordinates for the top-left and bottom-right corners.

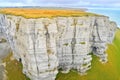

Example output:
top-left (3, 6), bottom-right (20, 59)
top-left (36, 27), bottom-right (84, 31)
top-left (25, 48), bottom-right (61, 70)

top-left (0, 15), bottom-right (117, 80)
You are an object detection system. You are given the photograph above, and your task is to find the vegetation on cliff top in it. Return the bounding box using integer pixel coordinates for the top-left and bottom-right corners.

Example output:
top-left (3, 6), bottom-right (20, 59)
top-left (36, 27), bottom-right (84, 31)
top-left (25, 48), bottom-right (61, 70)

top-left (56, 29), bottom-right (120, 80)
top-left (0, 8), bottom-right (102, 18)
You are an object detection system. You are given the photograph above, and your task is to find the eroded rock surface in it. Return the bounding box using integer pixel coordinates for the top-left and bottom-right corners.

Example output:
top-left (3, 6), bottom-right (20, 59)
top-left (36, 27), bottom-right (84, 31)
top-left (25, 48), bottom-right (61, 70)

top-left (0, 14), bottom-right (117, 80)
top-left (0, 27), bottom-right (11, 80)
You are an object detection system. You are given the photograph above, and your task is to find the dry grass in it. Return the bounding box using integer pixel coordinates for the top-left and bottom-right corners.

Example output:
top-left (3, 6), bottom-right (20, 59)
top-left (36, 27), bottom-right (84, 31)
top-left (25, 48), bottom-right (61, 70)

top-left (0, 8), bottom-right (101, 18)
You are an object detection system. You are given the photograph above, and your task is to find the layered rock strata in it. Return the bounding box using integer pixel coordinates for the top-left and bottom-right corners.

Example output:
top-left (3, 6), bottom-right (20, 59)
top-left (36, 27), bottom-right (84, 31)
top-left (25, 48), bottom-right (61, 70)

top-left (0, 14), bottom-right (117, 80)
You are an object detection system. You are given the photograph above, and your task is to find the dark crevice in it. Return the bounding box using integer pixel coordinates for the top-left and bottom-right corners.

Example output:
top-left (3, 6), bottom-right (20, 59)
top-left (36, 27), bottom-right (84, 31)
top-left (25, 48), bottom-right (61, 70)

top-left (71, 18), bottom-right (77, 65)
top-left (19, 58), bottom-right (22, 62)
top-left (93, 19), bottom-right (102, 41)
top-left (32, 21), bottom-right (39, 76)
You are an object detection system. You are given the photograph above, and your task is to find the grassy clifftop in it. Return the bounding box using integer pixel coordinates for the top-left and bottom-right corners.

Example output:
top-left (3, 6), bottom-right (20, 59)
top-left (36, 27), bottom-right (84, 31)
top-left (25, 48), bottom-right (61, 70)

top-left (56, 29), bottom-right (120, 80)
top-left (0, 8), bottom-right (101, 18)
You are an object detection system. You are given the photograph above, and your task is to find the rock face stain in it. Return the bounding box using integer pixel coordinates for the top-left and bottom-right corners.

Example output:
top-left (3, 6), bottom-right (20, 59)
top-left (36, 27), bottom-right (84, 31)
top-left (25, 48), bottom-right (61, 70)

top-left (0, 14), bottom-right (117, 80)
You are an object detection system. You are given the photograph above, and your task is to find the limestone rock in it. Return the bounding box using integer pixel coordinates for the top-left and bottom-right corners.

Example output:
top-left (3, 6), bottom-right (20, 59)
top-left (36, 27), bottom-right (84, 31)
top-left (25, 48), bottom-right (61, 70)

top-left (0, 14), bottom-right (117, 80)
top-left (0, 26), bottom-right (11, 59)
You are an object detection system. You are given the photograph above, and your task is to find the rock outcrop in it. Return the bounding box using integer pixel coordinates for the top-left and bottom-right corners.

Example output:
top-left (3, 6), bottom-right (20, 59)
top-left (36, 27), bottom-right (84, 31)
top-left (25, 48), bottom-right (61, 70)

top-left (0, 14), bottom-right (117, 80)
top-left (0, 27), bottom-right (11, 58)
top-left (0, 26), bottom-right (11, 80)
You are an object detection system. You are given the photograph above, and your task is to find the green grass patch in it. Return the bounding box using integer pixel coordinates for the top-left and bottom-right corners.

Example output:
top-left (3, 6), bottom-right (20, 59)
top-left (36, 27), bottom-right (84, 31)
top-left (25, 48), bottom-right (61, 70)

top-left (56, 29), bottom-right (120, 80)
top-left (63, 43), bottom-right (69, 46)
top-left (79, 42), bottom-right (86, 44)
top-left (0, 38), bottom-right (7, 43)
top-left (3, 52), bottom-right (30, 80)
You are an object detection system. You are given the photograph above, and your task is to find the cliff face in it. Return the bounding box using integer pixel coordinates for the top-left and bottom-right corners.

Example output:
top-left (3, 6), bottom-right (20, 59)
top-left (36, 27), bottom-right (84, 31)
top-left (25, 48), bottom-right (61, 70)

top-left (0, 25), bottom-right (11, 80)
top-left (0, 27), bottom-right (11, 59)
top-left (0, 14), bottom-right (117, 80)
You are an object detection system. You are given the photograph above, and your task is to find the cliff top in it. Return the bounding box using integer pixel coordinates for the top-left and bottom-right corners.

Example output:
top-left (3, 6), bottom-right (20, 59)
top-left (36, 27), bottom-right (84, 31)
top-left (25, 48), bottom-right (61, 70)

top-left (0, 8), bottom-right (103, 18)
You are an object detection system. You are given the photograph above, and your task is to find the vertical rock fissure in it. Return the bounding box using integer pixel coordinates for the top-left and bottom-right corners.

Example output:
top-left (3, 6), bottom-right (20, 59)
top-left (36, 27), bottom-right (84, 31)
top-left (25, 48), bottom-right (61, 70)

top-left (44, 24), bottom-right (51, 76)
top-left (32, 21), bottom-right (39, 77)
top-left (71, 18), bottom-right (77, 65)
top-left (94, 19), bottom-right (102, 41)
top-left (56, 19), bottom-right (64, 68)
top-left (16, 19), bottom-right (21, 32)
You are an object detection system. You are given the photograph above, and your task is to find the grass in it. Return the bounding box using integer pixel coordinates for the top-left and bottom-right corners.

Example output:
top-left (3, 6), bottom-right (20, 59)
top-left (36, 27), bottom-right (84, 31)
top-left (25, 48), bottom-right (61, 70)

top-left (16, 23), bottom-right (19, 32)
top-left (0, 38), bottom-right (7, 43)
top-left (2, 52), bottom-right (30, 80)
top-left (63, 43), bottom-right (69, 46)
top-left (79, 42), bottom-right (86, 44)
top-left (0, 8), bottom-right (102, 18)
top-left (47, 49), bottom-right (52, 54)
top-left (56, 29), bottom-right (120, 80)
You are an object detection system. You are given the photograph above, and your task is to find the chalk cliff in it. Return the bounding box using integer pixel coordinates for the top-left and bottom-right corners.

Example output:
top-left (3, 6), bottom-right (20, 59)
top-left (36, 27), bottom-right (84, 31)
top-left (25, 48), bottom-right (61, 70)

top-left (0, 27), bottom-right (11, 59)
top-left (0, 14), bottom-right (117, 80)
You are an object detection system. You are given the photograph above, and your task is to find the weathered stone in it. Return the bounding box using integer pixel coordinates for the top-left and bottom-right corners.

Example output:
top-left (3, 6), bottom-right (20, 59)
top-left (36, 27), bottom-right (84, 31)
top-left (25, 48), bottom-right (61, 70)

top-left (0, 14), bottom-right (117, 80)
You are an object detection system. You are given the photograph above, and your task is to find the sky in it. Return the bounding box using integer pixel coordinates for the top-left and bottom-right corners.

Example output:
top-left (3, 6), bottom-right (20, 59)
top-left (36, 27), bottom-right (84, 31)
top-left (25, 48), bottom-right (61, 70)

top-left (0, 0), bottom-right (120, 8)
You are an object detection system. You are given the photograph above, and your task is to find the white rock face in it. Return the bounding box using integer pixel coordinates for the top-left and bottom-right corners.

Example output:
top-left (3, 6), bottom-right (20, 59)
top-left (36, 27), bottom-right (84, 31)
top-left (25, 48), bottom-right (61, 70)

top-left (0, 27), bottom-right (11, 59)
top-left (0, 25), bottom-right (11, 80)
top-left (0, 14), bottom-right (117, 80)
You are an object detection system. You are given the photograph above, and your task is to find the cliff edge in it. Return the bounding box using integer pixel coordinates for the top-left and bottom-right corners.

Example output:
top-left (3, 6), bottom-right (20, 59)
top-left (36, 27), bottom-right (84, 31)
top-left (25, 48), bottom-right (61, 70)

top-left (0, 8), bottom-right (117, 80)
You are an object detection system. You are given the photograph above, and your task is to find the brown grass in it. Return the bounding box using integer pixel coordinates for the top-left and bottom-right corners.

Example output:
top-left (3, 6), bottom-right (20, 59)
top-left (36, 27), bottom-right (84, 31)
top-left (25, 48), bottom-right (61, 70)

top-left (0, 8), bottom-right (101, 18)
